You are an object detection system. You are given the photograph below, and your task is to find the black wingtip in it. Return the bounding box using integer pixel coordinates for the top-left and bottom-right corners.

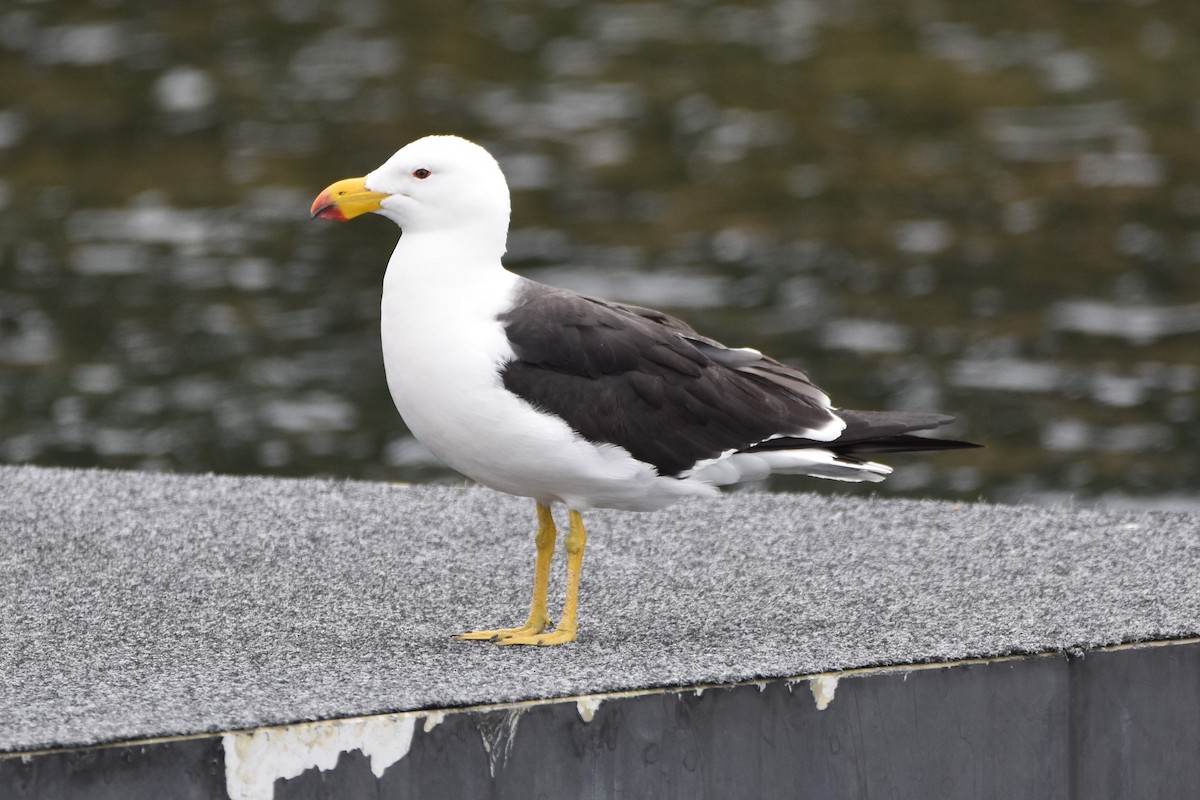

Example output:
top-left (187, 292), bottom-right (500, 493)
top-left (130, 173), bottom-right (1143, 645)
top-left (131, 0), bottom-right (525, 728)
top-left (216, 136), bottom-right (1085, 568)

top-left (830, 435), bottom-right (982, 455)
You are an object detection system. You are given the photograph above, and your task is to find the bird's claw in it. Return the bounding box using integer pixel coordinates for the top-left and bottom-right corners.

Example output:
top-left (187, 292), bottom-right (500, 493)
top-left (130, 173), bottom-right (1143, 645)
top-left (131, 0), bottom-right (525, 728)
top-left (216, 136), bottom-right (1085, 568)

top-left (452, 618), bottom-right (551, 643)
top-left (494, 628), bottom-right (576, 646)
top-left (453, 618), bottom-right (576, 646)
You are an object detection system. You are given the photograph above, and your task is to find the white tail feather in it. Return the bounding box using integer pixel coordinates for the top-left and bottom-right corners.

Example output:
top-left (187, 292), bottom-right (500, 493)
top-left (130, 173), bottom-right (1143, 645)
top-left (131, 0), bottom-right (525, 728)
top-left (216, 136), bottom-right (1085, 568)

top-left (690, 448), bottom-right (892, 486)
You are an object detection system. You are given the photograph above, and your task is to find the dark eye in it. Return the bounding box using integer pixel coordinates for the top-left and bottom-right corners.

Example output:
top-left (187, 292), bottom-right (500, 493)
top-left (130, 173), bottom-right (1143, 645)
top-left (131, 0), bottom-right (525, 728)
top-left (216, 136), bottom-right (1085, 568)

top-left (412, 168), bottom-right (431, 180)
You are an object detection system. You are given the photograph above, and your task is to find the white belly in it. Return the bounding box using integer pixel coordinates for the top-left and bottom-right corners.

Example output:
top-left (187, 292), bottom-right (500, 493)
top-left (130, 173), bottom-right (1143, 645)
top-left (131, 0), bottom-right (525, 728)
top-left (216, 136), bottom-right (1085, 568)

top-left (378, 251), bottom-right (714, 511)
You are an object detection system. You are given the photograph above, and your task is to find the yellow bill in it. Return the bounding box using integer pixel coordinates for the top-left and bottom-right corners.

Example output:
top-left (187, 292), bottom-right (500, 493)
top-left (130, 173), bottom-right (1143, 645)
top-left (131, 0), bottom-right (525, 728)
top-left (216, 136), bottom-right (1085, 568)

top-left (310, 177), bottom-right (389, 221)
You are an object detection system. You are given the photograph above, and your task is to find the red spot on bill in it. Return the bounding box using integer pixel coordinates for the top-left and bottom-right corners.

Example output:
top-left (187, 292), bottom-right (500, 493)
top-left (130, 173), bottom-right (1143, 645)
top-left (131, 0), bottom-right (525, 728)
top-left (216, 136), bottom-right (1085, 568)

top-left (309, 192), bottom-right (347, 221)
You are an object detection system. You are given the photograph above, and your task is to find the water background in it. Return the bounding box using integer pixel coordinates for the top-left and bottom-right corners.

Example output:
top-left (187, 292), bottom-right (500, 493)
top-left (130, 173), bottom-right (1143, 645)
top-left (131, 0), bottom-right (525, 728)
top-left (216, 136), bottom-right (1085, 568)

top-left (1, 0), bottom-right (1198, 509)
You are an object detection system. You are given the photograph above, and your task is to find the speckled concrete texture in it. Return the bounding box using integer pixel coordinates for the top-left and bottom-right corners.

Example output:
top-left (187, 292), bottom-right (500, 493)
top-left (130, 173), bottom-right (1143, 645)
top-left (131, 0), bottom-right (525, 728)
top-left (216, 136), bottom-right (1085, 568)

top-left (2, 464), bottom-right (1197, 753)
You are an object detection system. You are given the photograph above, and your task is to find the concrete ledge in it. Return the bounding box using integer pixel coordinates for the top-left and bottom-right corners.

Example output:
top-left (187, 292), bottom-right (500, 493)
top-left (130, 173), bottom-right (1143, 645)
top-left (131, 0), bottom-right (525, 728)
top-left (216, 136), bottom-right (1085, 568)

top-left (2, 465), bottom-right (1199, 797)
top-left (7, 641), bottom-right (1200, 799)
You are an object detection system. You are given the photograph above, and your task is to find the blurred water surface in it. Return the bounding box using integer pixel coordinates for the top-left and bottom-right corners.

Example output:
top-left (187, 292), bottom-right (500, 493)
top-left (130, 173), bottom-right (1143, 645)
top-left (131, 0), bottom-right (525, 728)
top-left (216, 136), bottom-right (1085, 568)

top-left (1, 0), bottom-right (1197, 508)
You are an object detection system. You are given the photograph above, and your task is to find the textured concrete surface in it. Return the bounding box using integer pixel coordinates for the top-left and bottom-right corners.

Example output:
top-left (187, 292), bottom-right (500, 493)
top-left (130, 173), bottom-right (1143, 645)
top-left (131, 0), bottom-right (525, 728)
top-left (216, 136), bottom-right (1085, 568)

top-left (2, 464), bottom-right (1198, 753)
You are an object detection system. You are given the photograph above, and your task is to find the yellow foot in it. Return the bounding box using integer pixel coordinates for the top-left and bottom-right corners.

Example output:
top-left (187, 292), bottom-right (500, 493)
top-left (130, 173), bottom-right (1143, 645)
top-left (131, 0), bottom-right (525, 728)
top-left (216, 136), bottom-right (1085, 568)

top-left (494, 628), bottom-right (576, 647)
top-left (452, 620), bottom-right (548, 642)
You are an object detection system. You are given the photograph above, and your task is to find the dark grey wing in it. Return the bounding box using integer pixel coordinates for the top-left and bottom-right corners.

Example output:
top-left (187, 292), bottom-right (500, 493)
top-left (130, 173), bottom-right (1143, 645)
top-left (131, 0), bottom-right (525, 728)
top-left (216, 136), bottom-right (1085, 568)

top-left (498, 281), bottom-right (840, 476)
top-left (599, 299), bottom-right (836, 406)
top-left (607, 299), bottom-right (980, 454)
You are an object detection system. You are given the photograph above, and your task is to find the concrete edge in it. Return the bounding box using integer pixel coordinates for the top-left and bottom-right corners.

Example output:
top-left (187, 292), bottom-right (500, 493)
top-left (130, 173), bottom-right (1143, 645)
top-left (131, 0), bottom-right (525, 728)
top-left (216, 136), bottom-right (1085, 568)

top-left (7, 633), bottom-right (1197, 762)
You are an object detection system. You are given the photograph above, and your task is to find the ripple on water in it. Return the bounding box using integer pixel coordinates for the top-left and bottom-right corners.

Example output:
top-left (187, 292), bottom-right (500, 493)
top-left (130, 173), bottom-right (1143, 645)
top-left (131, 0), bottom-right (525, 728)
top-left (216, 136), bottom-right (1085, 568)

top-left (1050, 300), bottom-right (1200, 344)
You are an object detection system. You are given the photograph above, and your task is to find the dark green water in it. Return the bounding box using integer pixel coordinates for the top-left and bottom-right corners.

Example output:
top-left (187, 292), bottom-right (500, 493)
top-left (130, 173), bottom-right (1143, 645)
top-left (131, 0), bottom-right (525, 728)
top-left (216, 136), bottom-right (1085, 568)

top-left (1, 0), bottom-right (1197, 508)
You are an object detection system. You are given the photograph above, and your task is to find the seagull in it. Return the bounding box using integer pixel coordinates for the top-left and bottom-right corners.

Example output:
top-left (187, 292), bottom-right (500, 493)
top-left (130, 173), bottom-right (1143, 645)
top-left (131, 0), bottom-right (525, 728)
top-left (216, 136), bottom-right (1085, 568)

top-left (311, 135), bottom-right (978, 646)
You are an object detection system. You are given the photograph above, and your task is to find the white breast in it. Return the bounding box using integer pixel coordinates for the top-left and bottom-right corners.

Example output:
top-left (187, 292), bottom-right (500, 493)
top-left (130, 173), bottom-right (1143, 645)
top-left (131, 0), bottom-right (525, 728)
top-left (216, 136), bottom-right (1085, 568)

top-left (378, 235), bottom-right (716, 511)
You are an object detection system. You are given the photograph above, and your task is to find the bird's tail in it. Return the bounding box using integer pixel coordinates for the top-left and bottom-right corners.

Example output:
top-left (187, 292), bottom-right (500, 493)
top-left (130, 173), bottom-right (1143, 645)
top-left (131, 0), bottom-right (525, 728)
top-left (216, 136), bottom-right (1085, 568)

top-left (745, 410), bottom-right (979, 456)
top-left (688, 410), bottom-right (979, 486)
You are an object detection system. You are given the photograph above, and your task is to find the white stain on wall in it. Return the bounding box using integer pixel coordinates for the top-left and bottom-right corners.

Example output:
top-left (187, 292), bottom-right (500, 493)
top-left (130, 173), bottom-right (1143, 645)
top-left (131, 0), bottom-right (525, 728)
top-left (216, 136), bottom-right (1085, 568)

top-left (223, 713), bottom-right (418, 800)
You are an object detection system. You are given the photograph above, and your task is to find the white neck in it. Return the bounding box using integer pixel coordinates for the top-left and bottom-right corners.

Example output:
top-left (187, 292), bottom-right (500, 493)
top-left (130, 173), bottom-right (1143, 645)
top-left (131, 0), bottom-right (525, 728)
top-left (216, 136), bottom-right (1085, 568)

top-left (383, 229), bottom-right (505, 285)
top-left (381, 230), bottom-right (520, 318)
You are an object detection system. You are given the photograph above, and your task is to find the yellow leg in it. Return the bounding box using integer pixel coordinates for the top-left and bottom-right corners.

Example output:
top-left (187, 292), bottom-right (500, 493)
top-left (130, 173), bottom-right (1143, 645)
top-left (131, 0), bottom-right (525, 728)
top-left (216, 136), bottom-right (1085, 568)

top-left (498, 509), bottom-right (586, 647)
top-left (453, 502), bottom-right (556, 642)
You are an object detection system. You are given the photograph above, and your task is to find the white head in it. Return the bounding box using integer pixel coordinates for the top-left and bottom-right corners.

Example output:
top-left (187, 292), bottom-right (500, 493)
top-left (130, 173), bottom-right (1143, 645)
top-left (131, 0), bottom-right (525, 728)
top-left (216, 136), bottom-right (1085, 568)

top-left (311, 135), bottom-right (512, 256)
